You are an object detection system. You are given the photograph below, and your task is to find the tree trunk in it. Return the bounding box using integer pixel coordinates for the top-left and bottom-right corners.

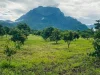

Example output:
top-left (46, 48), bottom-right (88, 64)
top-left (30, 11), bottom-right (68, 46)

top-left (8, 57), bottom-right (11, 66)
top-left (6, 34), bottom-right (7, 38)
top-left (56, 40), bottom-right (58, 44)
top-left (68, 43), bottom-right (69, 48)
top-left (67, 42), bottom-right (70, 48)
top-left (7, 57), bottom-right (11, 66)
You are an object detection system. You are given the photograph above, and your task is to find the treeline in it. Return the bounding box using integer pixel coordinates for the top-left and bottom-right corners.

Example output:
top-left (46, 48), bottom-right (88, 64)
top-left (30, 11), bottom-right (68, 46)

top-left (0, 23), bottom-right (94, 49)
top-left (31, 27), bottom-right (94, 47)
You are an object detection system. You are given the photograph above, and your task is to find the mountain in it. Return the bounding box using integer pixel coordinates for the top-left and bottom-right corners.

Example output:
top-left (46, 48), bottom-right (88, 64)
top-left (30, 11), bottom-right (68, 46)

top-left (87, 25), bottom-right (95, 29)
top-left (0, 20), bottom-right (14, 27)
top-left (16, 6), bottom-right (88, 30)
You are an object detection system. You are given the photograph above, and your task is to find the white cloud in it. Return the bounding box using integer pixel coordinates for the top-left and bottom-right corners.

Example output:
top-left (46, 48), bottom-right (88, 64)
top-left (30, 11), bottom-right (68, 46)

top-left (0, 0), bottom-right (100, 24)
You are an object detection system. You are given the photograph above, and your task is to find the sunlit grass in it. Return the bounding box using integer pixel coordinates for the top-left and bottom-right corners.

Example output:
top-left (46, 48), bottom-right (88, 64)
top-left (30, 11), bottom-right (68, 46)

top-left (0, 35), bottom-right (100, 75)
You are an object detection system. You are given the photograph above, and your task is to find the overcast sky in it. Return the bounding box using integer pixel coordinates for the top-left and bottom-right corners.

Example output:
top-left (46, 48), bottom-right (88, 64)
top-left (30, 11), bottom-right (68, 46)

top-left (0, 0), bottom-right (100, 25)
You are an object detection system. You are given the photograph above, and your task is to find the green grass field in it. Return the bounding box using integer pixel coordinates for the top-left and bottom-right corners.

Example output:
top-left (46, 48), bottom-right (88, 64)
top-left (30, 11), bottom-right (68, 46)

top-left (0, 35), bottom-right (100, 75)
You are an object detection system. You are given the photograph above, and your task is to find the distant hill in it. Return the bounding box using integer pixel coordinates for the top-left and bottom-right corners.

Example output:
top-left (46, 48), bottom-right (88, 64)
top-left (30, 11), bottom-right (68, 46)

top-left (0, 20), bottom-right (21, 28)
top-left (16, 6), bottom-right (88, 30)
top-left (0, 20), bottom-right (14, 27)
top-left (87, 25), bottom-right (95, 29)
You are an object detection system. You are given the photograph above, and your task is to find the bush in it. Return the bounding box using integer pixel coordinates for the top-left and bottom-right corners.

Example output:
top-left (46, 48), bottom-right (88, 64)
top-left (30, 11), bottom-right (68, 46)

top-left (4, 42), bottom-right (16, 66)
top-left (92, 39), bottom-right (100, 57)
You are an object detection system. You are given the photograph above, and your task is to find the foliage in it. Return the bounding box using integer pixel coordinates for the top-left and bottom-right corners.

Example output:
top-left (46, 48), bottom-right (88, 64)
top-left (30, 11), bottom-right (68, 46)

top-left (17, 23), bottom-right (30, 32)
top-left (17, 23), bottom-right (31, 37)
top-left (0, 25), bottom-right (5, 36)
top-left (94, 30), bottom-right (100, 39)
top-left (94, 20), bottom-right (100, 30)
top-left (11, 28), bottom-right (27, 44)
top-left (42, 27), bottom-right (54, 40)
top-left (9, 23), bottom-right (31, 49)
top-left (63, 31), bottom-right (74, 48)
top-left (79, 29), bottom-right (94, 39)
top-left (81, 33), bottom-right (90, 39)
top-left (3, 26), bottom-right (10, 35)
top-left (49, 29), bottom-right (61, 44)
top-left (4, 40), bottom-right (16, 65)
top-left (73, 32), bottom-right (80, 40)
top-left (92, 39), bottom-right (100, 57)
top-left (31, 30), bottom-right (42, 35)
top-left (10, 28), bottom-right (27, 49)
top-left (92, 20), bottom-right (100, 58)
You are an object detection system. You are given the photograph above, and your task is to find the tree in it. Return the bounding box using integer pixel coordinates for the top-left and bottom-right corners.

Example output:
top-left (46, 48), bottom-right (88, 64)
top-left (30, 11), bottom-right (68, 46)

top-left (91, 20), bottom-right (100, 58)
top-left (42, 27), bottom-right (54, 40)
top-left (17, 23), bottom-right (31, 37)
top-left (73, 32), bottom-right (80, 40)
top-left (4, 26), bottom-right (10, 37)
top-left (9, 23), bottom-right (31, 49)
top-left (94, 30), bottom-right (100, 39)
top-left (32, 30), bottom-right (42, 36)
top-left (50, 29), bottom-right (61, 44)
top-left (94, 20), bottom-right (100, 30)
top-left (10, 28), bottom-right (27, 49)
top-left (81, 33), bottom-right (90, 39)
top-left (63, 31), bottom-right (73, 48)
top-left (17, 23), bottom-right (30, 32)
top-left (92, 39), bottom-right (100, 57)
top-left (79, 29), bottom-right (94, 40)
top-left (0, 25), bottom-right (5, 36)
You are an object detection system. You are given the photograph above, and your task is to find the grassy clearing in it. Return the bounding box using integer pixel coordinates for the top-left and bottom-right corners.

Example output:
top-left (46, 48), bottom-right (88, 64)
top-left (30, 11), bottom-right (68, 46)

top-left (0, 35), bottom-right (100, 75)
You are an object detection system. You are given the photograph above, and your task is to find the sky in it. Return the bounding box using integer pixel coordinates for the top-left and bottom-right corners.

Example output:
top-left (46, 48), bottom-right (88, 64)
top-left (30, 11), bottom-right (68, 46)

top-left (0, 0), bottom-right (100, 25)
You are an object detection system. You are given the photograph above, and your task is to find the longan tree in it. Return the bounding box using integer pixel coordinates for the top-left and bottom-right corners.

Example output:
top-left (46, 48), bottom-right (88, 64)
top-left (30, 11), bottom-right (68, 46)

top-left (50, 29), bottom-right (61, 44)
top-left (63, 31), bottom-right (74, 48)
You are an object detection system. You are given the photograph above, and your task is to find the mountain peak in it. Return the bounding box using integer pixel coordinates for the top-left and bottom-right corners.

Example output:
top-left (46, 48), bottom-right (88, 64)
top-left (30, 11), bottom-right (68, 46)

top-left (16, 6), bottom-right (88, 30)
top-left (37, 6), bottom-right (59, 10)
top-left (32, 6), bottom-right (62, 16)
